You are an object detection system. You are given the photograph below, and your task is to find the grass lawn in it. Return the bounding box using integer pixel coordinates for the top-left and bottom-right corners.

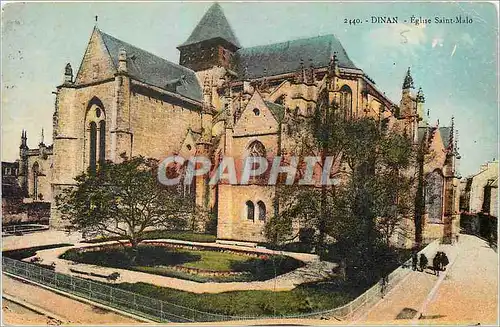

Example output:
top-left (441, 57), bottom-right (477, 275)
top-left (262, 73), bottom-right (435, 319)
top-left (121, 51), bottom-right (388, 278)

top-left (110, 280), bottom-right (355, 317)
top-left (182, 250), bottom-right (249, 271)
top-left (83, 230), bottom-right (216, 243)
top-left (60, 245), bottom-right (303, 282)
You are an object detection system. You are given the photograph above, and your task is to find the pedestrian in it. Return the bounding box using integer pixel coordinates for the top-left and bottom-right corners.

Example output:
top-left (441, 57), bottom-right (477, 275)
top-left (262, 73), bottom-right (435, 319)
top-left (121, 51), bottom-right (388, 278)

top-left (441, 252), bottom-right (449, 271)
top-left (379, 276), bottom-right (388, 298)
top-left (432, 254), bottom-right (440, 276)
top-left (419, 253), bottom-right (428, 272)
top-left (411, 249), bottom-right (418, 271)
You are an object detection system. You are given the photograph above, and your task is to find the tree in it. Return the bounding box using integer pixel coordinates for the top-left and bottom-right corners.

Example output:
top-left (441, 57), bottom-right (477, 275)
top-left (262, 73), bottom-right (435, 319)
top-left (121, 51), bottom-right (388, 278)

top-left (56, 156), bottom-right (196, 263)
top-left (265, 102), bottom-right (416, 284)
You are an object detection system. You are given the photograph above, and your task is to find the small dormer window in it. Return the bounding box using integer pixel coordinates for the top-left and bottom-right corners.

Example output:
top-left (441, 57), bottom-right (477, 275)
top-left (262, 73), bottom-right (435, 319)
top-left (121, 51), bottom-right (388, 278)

top-left (187, 144), bottom-right (192, 151)
top-left (253, 108), bottom-right (260, 116)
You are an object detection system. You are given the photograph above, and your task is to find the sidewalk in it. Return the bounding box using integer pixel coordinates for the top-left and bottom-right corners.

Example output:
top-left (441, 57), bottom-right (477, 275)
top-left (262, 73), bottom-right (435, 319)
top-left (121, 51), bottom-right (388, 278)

top-left (2, 274), bottom-right (140, 325)
top-left (352, 234), bottom-right (498, 325)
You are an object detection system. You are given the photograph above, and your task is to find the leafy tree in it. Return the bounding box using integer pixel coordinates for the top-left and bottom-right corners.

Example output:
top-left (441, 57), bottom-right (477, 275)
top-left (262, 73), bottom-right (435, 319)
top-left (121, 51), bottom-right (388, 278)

top-left (56, 156), bottom-right (196, 264)
top-left (265, 101), bottom-right (416, 284)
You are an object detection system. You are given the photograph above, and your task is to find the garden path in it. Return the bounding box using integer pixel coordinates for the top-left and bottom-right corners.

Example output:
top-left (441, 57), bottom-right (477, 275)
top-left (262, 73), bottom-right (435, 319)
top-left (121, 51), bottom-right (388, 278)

top-left (27, 238), bottom-right (337, 294)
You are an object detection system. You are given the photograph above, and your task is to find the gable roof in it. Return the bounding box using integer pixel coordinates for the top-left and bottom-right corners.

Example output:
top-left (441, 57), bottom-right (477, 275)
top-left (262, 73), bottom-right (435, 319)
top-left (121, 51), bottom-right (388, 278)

top-left (98, 29), bottom-right (203, 102)
top-left (439, 127), bottom-right (452, 149)
top-left (178, 3), bottom-right (241, 49)
top-left (264, 101), bottom-right (286, 122)
top-left (235, 34), bottom-right (357, 79)
top-left (418, 126), bottom-right (453, 150)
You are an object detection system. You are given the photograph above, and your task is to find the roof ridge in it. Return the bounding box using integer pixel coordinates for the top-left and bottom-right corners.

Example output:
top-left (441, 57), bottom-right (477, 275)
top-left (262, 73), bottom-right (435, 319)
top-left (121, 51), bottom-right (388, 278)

top-left (241, 34), bottom-right (337, 51)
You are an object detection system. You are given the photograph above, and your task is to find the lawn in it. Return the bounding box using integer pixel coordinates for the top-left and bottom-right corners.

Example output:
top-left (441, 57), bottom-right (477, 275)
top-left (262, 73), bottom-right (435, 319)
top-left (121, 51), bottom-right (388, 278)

top-left (108, 279), bottom-right (355, 317)
top-left (182, 250), bottom-right (249, 271)
top-left (83, 230), bottom-right (216, 243)
top-left (60, 245), bottom-right (303, 282)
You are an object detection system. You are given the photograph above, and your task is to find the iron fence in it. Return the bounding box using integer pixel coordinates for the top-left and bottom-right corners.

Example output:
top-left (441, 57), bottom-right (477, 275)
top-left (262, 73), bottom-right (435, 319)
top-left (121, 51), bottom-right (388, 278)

top-left (2, 239), bottom-right (439, 322)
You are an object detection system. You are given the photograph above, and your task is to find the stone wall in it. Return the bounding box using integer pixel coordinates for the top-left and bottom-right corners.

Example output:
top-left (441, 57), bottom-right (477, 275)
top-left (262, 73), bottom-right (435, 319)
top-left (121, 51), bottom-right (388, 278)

top-left (217, 184), bottom-right (275, 242)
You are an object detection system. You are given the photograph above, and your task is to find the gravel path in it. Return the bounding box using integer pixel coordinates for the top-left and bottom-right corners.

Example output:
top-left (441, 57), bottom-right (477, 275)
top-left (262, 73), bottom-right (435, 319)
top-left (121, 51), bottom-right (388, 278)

top-left (8, 231), bottom-right (336, 293)
top-left (2, 274), bottom-right (141, 325)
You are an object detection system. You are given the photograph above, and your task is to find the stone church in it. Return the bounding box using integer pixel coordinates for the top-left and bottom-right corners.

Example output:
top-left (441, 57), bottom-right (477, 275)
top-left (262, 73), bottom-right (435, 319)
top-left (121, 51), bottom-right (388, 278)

top-left (17, 3), bottom-right (460, 246)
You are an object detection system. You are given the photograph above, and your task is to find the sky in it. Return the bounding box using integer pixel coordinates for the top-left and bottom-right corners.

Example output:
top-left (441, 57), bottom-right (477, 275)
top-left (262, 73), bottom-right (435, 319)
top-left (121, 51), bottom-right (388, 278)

top-left (2, 1), bottom-right (498, 177)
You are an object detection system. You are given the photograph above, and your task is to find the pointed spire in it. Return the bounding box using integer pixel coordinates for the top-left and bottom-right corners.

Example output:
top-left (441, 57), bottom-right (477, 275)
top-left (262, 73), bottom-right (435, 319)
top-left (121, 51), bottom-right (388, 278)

top-left (20, 130), bottom-right (27, 149)
top-left (64, 63), bottom-right (73, 84)
top-left (449, 116), bottom-right (455, 150)
top-left (178, 3), bottom-right (241, 50)
top-left (454, 130), bottom-right (460, 156)
top-left (40, 128), bottom-right (45, 145)
top-left (328, 52), bottom-right (339, 78)
top-left (295, 59), bottom-right (305, 84)
top-left (416, 87), bottom-right (425, 102)
top-left (403, 67), bottom-right (414, 89)
top-left (307, 58), bottom-right (315, 84)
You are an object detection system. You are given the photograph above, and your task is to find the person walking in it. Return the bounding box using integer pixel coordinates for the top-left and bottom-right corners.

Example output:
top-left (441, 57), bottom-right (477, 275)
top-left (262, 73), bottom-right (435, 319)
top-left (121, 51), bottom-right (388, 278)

top-left (441, 252), bottom-right (449, 271)
top-left (419, 253), bottom-right (428, 272)
top-left (433, 253), bottom-right (440, 276)
top-left (412, 249), bottom-right (418, 271)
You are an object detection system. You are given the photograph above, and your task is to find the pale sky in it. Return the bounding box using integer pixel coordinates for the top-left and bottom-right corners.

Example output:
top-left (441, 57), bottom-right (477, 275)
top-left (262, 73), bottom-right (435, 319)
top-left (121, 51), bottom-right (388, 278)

top-left (2, 1), bottom-right (498, 177)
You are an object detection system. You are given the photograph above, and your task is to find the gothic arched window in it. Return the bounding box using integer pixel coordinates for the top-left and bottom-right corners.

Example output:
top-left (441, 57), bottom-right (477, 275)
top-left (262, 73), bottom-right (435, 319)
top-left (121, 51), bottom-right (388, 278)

top-left (99, 120), bottom-right (106, 166)
top-left (425, 170), bottom-right (444, 223)
top-left (246, 201), bottom-right (255, 221)
top-left (257, 201), bottom-right (266, 221)
top-left (339, 85), bottom-right (352, 120)
top-left (248, 140), bottom-right (266, 158)
top-left (89, 122), bottom-right (97, 173)
top-left (85, 99), bottom-right (106, 173)
top-left (247, 141), bottom-right (266, 182)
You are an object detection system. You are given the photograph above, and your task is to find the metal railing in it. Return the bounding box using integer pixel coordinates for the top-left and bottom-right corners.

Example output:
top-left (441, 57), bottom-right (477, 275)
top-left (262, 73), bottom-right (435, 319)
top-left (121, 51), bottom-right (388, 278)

top-left (2, 224), bottom-right (49, 235)
top-left (2, 240), bottom-right (439, 322)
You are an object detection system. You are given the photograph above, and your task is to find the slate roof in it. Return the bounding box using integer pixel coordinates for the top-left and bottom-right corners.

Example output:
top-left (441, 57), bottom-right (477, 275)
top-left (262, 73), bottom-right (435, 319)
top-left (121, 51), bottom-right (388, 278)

top-left (264, 101), bottom-right (286, 122)
top-left (178, 3), bottom-right (241, 49)
top-left (235, 34), bottom-right (358, 79)
top-left (418, 126), bottom-right (453, 149)
top-left (99, 29), bottom-right (203, 102)
top-left (439, 127), bottom-right (452, 149)
top-left (417, 126), bottom-right (428, 144)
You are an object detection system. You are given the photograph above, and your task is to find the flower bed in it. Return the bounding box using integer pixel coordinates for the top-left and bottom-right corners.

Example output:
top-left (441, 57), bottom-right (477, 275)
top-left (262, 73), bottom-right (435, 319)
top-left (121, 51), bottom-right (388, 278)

top-left (60, 241), bottom-right (304, 282)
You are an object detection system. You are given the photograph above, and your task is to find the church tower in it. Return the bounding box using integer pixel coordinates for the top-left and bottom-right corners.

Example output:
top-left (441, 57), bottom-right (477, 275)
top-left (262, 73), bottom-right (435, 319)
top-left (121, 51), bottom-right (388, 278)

top-left (177, 3), bottom-right (241, 72)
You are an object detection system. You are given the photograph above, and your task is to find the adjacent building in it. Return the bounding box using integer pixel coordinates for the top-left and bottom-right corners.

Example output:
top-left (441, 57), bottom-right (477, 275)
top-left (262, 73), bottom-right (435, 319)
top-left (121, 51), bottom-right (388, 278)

top-left (460, 160), bottom-right (498, 241)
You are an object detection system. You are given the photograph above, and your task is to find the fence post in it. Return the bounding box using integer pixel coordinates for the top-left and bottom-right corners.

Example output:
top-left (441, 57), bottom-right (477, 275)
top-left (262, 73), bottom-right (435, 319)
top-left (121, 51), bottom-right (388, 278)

top-left (89, 281), bottom-right (92, 298)
top-left (160, 301), bottom-right (163, 322)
